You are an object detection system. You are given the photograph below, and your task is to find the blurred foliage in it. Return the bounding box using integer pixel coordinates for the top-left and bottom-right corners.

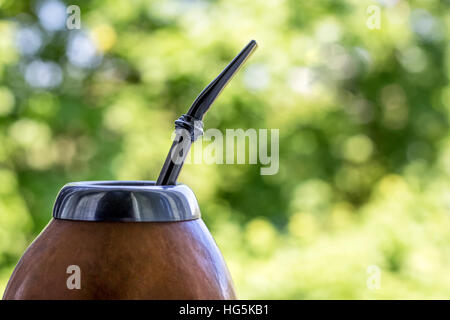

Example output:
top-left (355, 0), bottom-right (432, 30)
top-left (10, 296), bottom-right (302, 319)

top-left (1, 0), bottom-right (450, 299)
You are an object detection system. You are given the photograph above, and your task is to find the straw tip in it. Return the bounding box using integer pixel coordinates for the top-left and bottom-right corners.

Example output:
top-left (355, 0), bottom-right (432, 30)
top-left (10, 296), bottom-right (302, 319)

top-left (249, 39), bottom-right (258, 47)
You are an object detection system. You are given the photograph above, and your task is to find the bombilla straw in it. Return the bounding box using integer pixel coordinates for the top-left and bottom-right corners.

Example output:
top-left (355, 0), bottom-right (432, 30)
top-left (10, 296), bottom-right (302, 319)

top-left (156, 40), bottom-right (258, 186)
top-left (186, 40), bottom-right (258, 120)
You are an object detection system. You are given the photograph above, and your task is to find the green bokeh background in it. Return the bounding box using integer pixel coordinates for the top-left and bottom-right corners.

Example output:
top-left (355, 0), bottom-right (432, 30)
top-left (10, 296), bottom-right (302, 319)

top-left (0, 0), bottom-right (450, 299)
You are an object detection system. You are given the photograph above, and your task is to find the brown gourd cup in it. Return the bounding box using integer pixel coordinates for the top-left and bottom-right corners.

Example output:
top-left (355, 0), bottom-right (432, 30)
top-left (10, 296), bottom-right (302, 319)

top-left (4, 40), bottom-right (258, 300)
top-left (3, 181), bottom-right (236, 300)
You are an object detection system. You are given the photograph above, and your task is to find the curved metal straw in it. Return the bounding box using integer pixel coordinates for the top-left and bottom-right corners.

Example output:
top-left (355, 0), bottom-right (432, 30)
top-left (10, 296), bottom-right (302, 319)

top-left (156, 40), bottom-right (258, 185)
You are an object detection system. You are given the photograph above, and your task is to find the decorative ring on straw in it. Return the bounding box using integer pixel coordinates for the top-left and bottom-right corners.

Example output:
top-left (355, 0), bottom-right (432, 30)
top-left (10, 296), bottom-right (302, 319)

top-left (174, 114), bottom-right (204, 142)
